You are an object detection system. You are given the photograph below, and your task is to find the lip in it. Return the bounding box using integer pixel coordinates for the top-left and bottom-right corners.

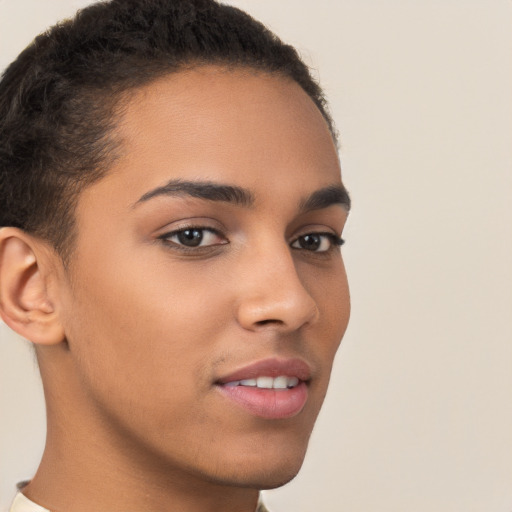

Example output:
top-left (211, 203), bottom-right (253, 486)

top-left (216, 357), bottom-right (312, 384)
top-left (215, 357), bottom-right (312, 419)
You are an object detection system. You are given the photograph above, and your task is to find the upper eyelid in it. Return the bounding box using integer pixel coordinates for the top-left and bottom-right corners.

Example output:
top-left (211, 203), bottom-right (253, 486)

top-left (155, 218), bottom-right (226, 236)
top-left (290, 225), bottom-right (341, 240)
top-left (157, 224), bottom-right (342, 238)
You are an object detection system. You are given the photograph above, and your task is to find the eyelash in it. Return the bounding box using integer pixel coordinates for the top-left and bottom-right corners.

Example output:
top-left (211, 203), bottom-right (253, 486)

top-left (291, 232), bottom-right (345, 253)
top-left (158, 227), bottom-right (226, 251)
top-left (158, 227), bottom-right (345, 254)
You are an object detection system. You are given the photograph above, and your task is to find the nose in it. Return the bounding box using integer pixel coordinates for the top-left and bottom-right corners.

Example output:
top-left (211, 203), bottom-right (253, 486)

top-left (235, 243), bottom-right (320, 333)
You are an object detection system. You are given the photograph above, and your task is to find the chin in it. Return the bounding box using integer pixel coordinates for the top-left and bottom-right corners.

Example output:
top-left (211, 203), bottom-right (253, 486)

top-left (248, 467), bottom-right (303, 491)
top-left (212, 466), bottom-right (304, 491)
top-left (206, 416), bottom-right (317, 490)
top-left (204, 444), bottom-right (308, 491)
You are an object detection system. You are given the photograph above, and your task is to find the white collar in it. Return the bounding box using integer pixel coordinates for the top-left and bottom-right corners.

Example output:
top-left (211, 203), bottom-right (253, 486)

top-left (10, 493), bottom-right (50, 512)
top-left (10, 489), bottom-right (268, 512)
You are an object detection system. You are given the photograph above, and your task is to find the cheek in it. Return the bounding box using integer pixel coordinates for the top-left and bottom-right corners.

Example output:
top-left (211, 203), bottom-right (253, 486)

top-left (328, 261), bottom-right (350, 339)
top-left (303, 256), bottom-right (350, 337)
top-left (61, 248), bottom-right (229, 413)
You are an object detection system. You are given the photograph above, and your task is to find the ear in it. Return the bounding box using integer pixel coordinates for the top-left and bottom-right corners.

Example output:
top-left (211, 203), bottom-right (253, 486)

top-left (0, 227), bottom-right (65, 345)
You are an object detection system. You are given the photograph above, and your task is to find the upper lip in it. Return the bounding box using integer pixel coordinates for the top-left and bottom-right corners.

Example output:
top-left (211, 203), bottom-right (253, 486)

top-left (216, 357), bottom-right (312, 384)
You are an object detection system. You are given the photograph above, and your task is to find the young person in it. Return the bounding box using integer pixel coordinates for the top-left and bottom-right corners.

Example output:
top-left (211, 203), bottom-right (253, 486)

top-left (0, 1), bottom-right (351, 511)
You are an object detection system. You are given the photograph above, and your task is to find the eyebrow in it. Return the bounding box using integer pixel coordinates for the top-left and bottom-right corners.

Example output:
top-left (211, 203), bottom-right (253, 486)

top-left (134, 179), bottom-right (351, 212)
top-left (134, 179), bottom-right (255, 207)
top-left (299, 184), bottom-right (351, 213)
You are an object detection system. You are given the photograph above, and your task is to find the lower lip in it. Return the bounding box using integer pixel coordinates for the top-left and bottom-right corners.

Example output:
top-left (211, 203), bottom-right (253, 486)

top-left (216, 382), bottom-right (308, 419)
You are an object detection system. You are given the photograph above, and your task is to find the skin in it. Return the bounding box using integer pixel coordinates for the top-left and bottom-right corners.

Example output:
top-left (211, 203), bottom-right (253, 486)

top-left (0, 66), bottom-right (350, 512)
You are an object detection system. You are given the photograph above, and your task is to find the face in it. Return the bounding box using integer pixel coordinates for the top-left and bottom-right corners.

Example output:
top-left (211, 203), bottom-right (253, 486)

top-left (55, 66), bottom-right (350, 489)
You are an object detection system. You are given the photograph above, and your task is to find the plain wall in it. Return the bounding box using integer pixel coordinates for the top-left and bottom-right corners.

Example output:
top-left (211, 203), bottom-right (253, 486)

top-left (1, 1), bottom-right (511, 511)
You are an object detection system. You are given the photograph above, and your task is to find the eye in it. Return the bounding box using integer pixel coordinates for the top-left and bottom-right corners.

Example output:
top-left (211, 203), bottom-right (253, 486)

top-left (291, 233), bottom-right (344, 253)
top-left (159, 227), bottom-right (227, 248)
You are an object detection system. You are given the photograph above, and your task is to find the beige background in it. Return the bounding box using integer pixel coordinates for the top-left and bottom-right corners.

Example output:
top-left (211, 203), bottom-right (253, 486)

top-left (1, 1), bottom-right (511, 511)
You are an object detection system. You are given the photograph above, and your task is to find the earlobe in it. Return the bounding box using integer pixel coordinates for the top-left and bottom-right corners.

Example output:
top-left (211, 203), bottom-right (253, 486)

top-left (0, 228), bottom-right (65, 345)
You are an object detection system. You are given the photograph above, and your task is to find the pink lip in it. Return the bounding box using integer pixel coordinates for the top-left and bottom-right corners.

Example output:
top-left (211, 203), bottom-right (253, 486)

top-left (215, 358), bottom-right (311, 420)
top-left (216, 357), bottom-right (312, 384)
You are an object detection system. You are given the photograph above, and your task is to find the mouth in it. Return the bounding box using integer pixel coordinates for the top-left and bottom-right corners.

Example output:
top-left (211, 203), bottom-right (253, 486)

top-left (215, 358), bottom-right (311, 420)
top-left (223, 375), bottom-right (301, 389)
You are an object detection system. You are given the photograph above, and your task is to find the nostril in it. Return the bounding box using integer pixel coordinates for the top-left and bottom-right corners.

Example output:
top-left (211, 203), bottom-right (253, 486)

top-left (255, 319), bottom-right (283, 327)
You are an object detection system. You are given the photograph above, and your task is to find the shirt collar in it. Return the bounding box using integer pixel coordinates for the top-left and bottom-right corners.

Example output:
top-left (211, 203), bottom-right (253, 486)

top-left (9, 492), bottom-right (50, 512)
top-left (10, 487), bottom-right (269, 512)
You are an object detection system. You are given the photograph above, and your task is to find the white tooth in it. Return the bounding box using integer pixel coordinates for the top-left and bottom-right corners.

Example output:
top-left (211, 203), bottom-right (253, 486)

top-left (224, 381), bottom-right (240, 387)
top-left (240, 378), bottom-right (257, 387)
top-left (273, 376), bottom-right (288, 389)
top-left (287, 377), bottom-right (299, 388)
top-left (256, 376), bottom-right (274, 389)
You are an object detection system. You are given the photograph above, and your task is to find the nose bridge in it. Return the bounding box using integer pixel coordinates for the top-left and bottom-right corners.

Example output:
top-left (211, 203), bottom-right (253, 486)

top-left (235, 235), bottom-right (319, 331)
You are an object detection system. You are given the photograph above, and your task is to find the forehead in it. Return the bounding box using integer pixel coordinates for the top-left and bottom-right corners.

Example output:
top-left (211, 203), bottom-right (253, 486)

top-left (72, 66), bottom-right (344, 238)
top-left (106, 66), bottom-right (341, 195)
